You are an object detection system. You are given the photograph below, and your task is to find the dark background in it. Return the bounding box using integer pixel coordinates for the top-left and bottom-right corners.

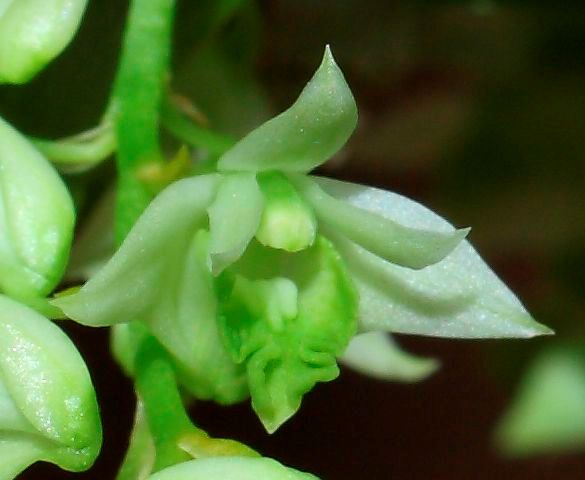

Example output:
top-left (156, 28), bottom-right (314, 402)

top-left (2, 1), bottom-right (584, 478)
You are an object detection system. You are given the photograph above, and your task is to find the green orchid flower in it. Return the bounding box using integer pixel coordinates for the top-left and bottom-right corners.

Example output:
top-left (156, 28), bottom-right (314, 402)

top-left (0, 115), bottom-right (75, 299)
top-left (495, 344), bottom-right (585, 457)
top-left (147, 457), bottom-right (318, 480)
top-left (0, 0), bottom-right (88, 84)
top-left (0, 294), bottom-right (101, 479)
top-left (54, 47), bottom-right (550, 433)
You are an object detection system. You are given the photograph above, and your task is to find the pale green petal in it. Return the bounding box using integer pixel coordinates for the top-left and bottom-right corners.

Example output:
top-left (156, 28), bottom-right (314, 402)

top-left (495, 345), bottom-right (585, 456)
top-left (0, 0), bottom-right (88, 84)
top-left (339, 332), bottom-right (438, 382)
top-left (53, 174), bottom-right (219, 327)
top-left (147, 231), bottom-right (247, 404)
top-left (0, 294), bottom-right (101, 473)
top-left (148, 457), bottom-right (319, 480)
top-left (208, 173), bottom-right (263, 274)
top-left (318, 177), bottom-right (551, 338)
top-left (0, 116), bottom-right (74, 297)
top-left (218, 46), bottom-right (357, 173)
top-left (293, 175), bottom-right (468, 269)
top-left (0, 343), bottom-right (68, 480)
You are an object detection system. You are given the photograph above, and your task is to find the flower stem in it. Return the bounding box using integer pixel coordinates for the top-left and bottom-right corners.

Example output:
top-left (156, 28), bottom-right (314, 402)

top-left (134, 337), bottom-right (260, 473)
top-left (111, 0), bottom-right (176, 242)
top-left (31, 123), bottom-right (116, 172)
top-left (160, 97), bottom-right (235, 156)
top-left (134, 337), bottom-right (197, 472)
top-left (115, 401), bottom-right (155, 480)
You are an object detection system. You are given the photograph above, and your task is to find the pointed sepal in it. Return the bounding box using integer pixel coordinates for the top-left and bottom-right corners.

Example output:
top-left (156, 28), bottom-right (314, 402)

top-left (218, 46), bottom-right (357, 173)
top-left (317, 177), bottom-right (551, 338)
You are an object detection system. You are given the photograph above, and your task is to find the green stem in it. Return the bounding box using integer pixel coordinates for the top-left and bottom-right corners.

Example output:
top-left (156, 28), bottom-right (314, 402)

top-left (132, 337), bottom-right (260, 473)
top-left (111, 0), bottom-right (176, 242)
top-left (161, 98), bottom-right (235, 156)
top-left (110, 1), bottom-right (184, 473)
top-left (115, 401), bottom-right (156, 480)
top-left (31, 125), bottom-right (116, 172)
top-left (134, 337), bottom-right (198, 472)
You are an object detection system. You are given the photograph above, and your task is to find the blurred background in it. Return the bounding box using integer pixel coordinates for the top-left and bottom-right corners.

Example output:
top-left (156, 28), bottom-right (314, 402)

top-left (2, 0), bottom-right (585, 478)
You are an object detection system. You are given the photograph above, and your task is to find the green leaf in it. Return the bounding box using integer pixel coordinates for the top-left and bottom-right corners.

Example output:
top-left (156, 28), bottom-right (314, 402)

top-left (0, 0), bottom-right (88, 84)
top-left (0, 294), bottom-right (101, 476)
top-left (218, 236), bottom-right (357, 432)
top-left (217, 46), bottom-right (357, 173)
top-left (293, 175), bottom-right (469, 269)
top-left (495, 345), bottom-right (585, 456)
top-left (0, 116), bottom-right (75, 298)
top-left (147, 457), bottom-right (319, 480)
top-left (317, 177), bottom-right (551, 338)
top-left (340, 332), bottom-right (439, 382)
top-left (208, 173), bottom-right (263, 274)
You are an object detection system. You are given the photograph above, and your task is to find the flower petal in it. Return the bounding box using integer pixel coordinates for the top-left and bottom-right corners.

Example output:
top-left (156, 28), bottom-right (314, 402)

top-left (148, 231), bottom-right (247, 404)
top-left (219, 236), bottom-right (357, 432)
top-left (318, 177), bottom-right (551, 338)
top-left (293, 175), bottom-right (469, 269)
top-left (339, 332), bottom-right (439, 382)
top-left (208, 173), bottom-right (263, 274)
top-left (218, 46), bottom-right (357, 173)
top-left (53, 174), bottom-right (219, 326)
top-left (0, 294), bottom-right (101, 474)
top-left (55, 175), bottom-right (247, 404)
top-left (148, 457), bottom-right (319, 480)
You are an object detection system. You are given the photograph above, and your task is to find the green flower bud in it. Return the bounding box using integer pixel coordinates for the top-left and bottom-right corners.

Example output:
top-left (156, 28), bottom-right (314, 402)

top-left (0, 116), bottom-right (75, 298)
top-left (0, 0), bottom-right (88, 84)
top-left (0, 294), bottom-right (101, 478)
top-left (148, 457), bottom-right (318, 480)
